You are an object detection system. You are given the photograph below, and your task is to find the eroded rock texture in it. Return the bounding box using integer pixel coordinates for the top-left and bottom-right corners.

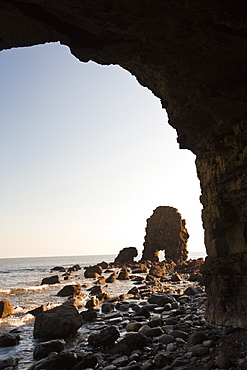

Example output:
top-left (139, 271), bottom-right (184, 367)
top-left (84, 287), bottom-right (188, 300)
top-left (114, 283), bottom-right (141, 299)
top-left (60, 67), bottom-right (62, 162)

top-left (0, 0), bottom-right (246, 328)
top-left (142, 206), bottom-right (189, 262)
top-left (202, 253), bottom-right (247, 329)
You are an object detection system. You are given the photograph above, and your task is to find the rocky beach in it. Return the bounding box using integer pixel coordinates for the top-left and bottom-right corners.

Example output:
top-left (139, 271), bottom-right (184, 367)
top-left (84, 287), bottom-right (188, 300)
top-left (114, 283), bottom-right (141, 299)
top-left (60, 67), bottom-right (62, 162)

top-left (1, 254), bottom-right (247, 370)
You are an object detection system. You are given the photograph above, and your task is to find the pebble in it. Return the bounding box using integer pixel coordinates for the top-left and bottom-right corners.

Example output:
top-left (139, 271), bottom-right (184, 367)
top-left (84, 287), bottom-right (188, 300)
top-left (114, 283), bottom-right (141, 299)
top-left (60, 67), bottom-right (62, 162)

top-left (190, 344), bottom-right (209, 356)
top-left (169, 330), bottom-right (188, 340)
top-left (158, 334), bottom-right (175, 344)
top-left (215, 352), bottom-right (233, 369)
top-left (111, 355), bottom-right (129, 366)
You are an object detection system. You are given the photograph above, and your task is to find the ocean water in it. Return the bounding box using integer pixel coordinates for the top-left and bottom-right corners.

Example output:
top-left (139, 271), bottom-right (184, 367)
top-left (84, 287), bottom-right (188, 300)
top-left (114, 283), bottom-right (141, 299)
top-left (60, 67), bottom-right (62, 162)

top-left (0, 252), bottom-right (205, 368)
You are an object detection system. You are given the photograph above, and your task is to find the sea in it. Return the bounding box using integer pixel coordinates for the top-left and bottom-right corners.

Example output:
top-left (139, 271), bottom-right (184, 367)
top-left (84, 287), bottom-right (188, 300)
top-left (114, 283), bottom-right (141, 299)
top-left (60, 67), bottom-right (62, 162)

top-left (0, 251), bottom-right (205, 368)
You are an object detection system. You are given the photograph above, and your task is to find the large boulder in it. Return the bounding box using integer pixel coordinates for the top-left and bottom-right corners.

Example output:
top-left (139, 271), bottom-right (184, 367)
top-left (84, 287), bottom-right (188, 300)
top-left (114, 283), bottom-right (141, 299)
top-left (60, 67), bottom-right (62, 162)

top-left (0, 356), bottom-right (19, 369)
top-left (149, 263), bottom-right (166, 277)
top-left (51, 266), bottom-right (66, 272)
top-left (142, 206), bottom-right (189, 262)
top-left (57, 284), bottom-right (81, 297)
top-left (33, 339), bottom-right (66, 360)
top-left (106, 272), bottom-right (118, 283)
top-left (114, 247), bottom-right (138, 264)
top-left (0, 300), bottom-right (14, 318)
top-left (80, 308), bottom-right (97, 322)
top-left (88, 326), bottom-right (120, 347)
top-left (0, 333), bottom-right (20, 347)
top-left (67, 264), bottom-right (81, 273)
top-left (41, 275), bottom-right (60, 285)
top-left (88, 285), bottom-right (106, 297)
top-left (117, 268), bottom-right (130, 280)
top-left (84, 265), bottom-right (103, 278)
top-left (28, 350), bottom-right (78, 370)
top-left (33, 304), bottom-right (83, 340)
top-left (111, 333), bottom-right (148, 355)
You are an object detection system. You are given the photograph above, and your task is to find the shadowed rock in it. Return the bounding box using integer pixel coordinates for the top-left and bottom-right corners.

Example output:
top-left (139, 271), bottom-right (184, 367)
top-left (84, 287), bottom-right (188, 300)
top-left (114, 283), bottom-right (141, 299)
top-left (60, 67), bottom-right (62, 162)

top-left (111, 333), bottom-right (148, 355)
top-left (114, 247), bottom-right (138, 264)
top-left (88, 326), bottom-right (120, 347)
top-left (0, 356), bottom-right (19, 369)
top-left (28, 305), bottom-right (48, 317)
top-left (41, 275), bottom-right (60, 285)
top-left (84, 265), bottom-right (103, 278)
top-left (33, 304), bottom-right (83, 340)
top-left (33, 339), bottom-right (66, 360)
top-left (57, 284), bottom-right (81, 297)
top-left (0, 333), bottom-right (20, 347)
top-left (142, 206), bottom-right (189, 262)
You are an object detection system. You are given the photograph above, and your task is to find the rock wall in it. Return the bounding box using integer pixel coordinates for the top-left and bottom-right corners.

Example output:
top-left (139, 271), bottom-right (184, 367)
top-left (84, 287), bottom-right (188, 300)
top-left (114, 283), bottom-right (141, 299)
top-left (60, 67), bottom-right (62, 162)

top-left (142, 206), bottom-right (189, 262)
top-left (202, 253), bottom-right (247, 329)
top-left (0, 0), bottom-right (246, 328)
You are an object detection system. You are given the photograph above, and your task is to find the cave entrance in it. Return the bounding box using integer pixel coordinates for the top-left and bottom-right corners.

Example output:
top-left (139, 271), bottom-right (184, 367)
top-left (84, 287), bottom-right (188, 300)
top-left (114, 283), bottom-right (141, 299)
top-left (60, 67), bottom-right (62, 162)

top-left (0, 42), bottom-right (204, 258)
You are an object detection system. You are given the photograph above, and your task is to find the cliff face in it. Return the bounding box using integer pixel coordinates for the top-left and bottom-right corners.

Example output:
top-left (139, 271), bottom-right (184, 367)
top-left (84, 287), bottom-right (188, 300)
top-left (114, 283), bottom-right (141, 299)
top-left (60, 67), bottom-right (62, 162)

top-left (0, 0), bottom-right (246, 328)
top-left (142, 206), bottom-right (189, 263)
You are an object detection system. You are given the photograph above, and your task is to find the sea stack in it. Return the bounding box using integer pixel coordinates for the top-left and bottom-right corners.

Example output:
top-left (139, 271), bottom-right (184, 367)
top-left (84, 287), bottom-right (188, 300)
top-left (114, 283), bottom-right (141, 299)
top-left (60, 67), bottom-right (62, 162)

top-left (142, 206), bottom-right (189, 262)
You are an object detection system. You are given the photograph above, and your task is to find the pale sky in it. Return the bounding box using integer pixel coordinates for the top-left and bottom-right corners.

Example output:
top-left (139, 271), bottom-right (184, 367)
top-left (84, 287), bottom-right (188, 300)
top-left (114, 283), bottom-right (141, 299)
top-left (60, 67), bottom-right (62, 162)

top-left (0, 42), bottom-right (205, 258)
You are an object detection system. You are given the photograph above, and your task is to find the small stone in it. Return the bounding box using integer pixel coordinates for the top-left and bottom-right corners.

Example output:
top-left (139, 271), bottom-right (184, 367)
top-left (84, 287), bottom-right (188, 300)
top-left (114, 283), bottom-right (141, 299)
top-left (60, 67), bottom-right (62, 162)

top-left (112, 355), bottom-right (129, 367)
top-left (158, 334), bottom-right (175, 344)
top-left (166, 342), bottom-right (177, 351)
top-left (190, 345), bottom-right (209, 357)
top-left (148, 318), bottom-right (164, 327)
top-left (102, 366), bottom-right (117, 370)
top-left (145, 327), bottom-right (164, 337)
top-left (138, 325), bottom-right (150, 334)
top-left (222, 327), bottom-right (235, 335)
top-left (119, 365), bottom-right (141, 370)
top-left (111, 333), bottom-right (148, 355)
top-left (175, 337), bottom-right (185, 344)
top-left (133, 307), bottom-right (150, 318)
top-left (41, 275), bottom-right (60, 285)
top-left (171, 273), bottom-right (182, 282)
top-left (126, 322), bottom-right (142, 332)
top-left (188, 331), bottom-right (207, 345)
top-left (215, 352), bottom-right (233, 369)
top-left (163, 303), bottom-right (172, 311)
top-left (141, 360), bottom-right (154, 370)
top-left (169, 330), bottom-right (188, 340)
top-left (80, 308), bottom-right (97, 322)
top-left (85, 297), bottom-right (100, 308)
top-left (153, 352), bottom-right (172, 367)
top-left (102, 303), bottom-right (115, 314)
top-left (184, 286), bottom-right (199, 295)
